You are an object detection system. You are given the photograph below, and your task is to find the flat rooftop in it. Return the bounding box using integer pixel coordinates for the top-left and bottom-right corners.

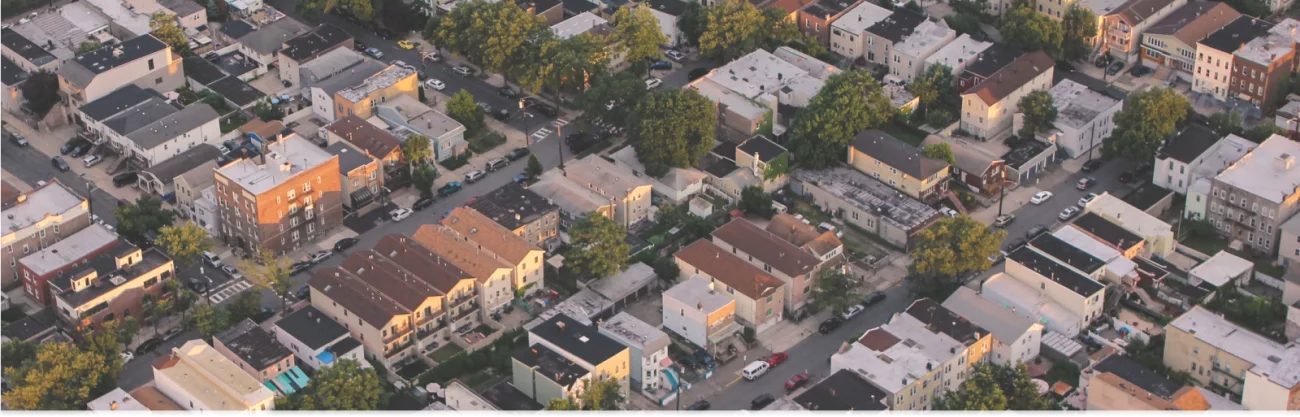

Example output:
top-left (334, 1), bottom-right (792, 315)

top-left (560, 154), bottom-right (651, 199)
top-left (664, 275), bottom-right (733, 313)
top-left (1084, 193), bottom-right (1173, 238)
top-left (1007, 245), bottom-right (1105, 296)
top-left (216, 135), bottom-right (336, 195)
top-left (551, 12), bottom-right (608, 39)
top-left (836, 313), bottom-right (965, 394)
top-left (1071, 211), bottom-right (1145, 251)
top-left (599, 311), bottom-right (669, 354)
top-left (830, 1), bottom-right (891, 35)
top-left (337, 62), bottom-right (417, 102)
top-left (1214, 134), bottom-right (1300, 204)
top-left (925, 34), bottom-right (992, 72)
top-left (529, 314), bottom-right (627, 366)
top-left (585, 262), bottom-right (656, 302)
top-left (793, 369), bottom-right (890, 410)
top-left (1029, 232), bottom-right (1106, 275)
top-left (56, 248), bottom-right (171, 308)
top-left (1051, 78), bottom-right (1121, 130)
top-left (792, 167), bottom-right (939, 231)
top-left (20, 224), bottom-right (119, 277)
top-left (4, 180), bottom-right (85, 234)
top-left (981, 273), bottom-right (1083, 335)
top-left (894, 19), bottom-right (955, 57)
top-left (1188, 250), bottom-right (1253, 287)
top-left (1170, 306), bottom-right (1297, 388)
top-left (704, 48), bottom-right (822, 99)
top-left (1192, 134), bottom-right (1256, 181)
top-left (153, 340), bottom-right (274, 410)
top-left (942, 286), bottom-right (1038, 345)
top-left (468, 182), bottom-right (557, 231)
top-left (216, 319), bottom-right (294, 370)
top-left (274, 305), bottom-right (348, 350)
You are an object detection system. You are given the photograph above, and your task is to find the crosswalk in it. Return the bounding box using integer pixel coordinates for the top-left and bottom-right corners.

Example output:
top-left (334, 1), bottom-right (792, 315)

top-left (208, 279), bottom-right (253, 304)
top-left (531, 117), bottom-right (571, 141)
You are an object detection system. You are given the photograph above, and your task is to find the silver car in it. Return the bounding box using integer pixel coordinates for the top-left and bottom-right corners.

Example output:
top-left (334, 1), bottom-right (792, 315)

top-left (464, 170), bottom-right (486, 183)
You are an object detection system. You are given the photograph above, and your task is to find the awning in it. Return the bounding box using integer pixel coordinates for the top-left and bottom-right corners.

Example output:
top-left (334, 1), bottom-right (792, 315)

top-left (350, 187), bottom-right (375, 206)
top-left (659, 357), bottom-right (674, 367)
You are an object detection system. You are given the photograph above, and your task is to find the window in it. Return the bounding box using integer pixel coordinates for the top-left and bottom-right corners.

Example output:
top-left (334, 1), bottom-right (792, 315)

top-left (148, 59), bottom-right (155, 70)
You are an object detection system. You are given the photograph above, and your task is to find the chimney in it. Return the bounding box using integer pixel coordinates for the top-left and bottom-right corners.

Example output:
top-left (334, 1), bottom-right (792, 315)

top-left (557, 321), bottom-right (567, 331)
top-left (1277, 153), bottom-right (1295, 171)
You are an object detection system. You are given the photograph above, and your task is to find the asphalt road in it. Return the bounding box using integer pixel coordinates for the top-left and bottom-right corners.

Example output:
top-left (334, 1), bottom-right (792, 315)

top-left (995, 157), bottom-right (1138, 249)
top-left (1, 140), bottom-right (124, 227)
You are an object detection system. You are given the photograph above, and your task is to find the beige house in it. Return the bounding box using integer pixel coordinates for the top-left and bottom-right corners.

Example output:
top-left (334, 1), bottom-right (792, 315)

top-left (1100, 0), bottom-right (1188, 60)
top-left (712, 218), bottom-right (822, 310)
top-left (58, 34), bottom-right (183, 109)
top-left (1163, 306), bottom-right (1300, 410)
top-left (412, 225), bottom-right (516, 316)
top-left (675, 239), bottom-right (786, 332)
top-left (706, 135), bottom-right (792, 201)
top-left (334, 61), bottom-right (420, 121)
top-left (1192, 16), bottom-right (1269, 101)
top-left (1140, 1), bottom-right (1240, 81)
top-left (467, 182), bottom-right (561, 250)
top-left (1, 180), bottom-right (91, 291)
top-left (175, 161), bottom-right (219, 226)
top-left (512, 315), bottom-right (632, 406)
top-left (959, 51), bottom-right (1055, 140)
top-left (540, 155), bottom-right (653, 228)
top-left (1081, 352), bottom-right (1230, 410)
top-left (153, 340), bottom-right (277, 411)
top-left (442, 207), bottom-right (547, 296)
top-left (848, 129), bottom-right (950, 202)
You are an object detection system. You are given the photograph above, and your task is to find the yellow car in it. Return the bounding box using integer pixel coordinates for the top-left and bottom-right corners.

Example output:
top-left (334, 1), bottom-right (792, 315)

top-left (397, 40), bottom-right (416, 50)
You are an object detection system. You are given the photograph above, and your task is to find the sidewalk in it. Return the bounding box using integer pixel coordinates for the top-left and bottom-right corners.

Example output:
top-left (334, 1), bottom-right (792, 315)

top-left (968, 157), bottom-right (1083, 224)
top-left (6, 118), bottom-right (146, 203)
top-left (1, 169), bottom-right (33, 191)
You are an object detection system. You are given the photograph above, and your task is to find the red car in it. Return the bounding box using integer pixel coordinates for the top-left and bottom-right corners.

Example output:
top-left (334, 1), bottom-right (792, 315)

top-left (766, 352), bottom-right (789, 367)
top-left (785, 373), bottom-right (810, 391)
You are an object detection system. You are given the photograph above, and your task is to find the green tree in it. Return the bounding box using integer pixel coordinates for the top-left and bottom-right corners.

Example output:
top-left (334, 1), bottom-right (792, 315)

top-left (525, 154), bottom-right (544, 177)
top-left (411, 163), bottom-right (438, 199)
top-left (627, 90), bottom-right (717, 177)
top-left (145, 297), bottom-right (174, 336)
top-left (677, 2), bottom-right (707, 46)
top-left (401, 134), bottom-right (433, 167)
top-left (116, 317), bottom-right (141, 350)
top-left (1016, 89), bottom-right (1057, 139)
top-left (1207, 111), bottom-right (1243, 135)
top-left (944, 14), bottom-right (981, 37)
top-left (547, 398), bottom-right (581, 410)
top-left (1104, 88), bottom-right (1189, 162)
top-left (239, 250), bottom-right (293, 312)
top-left (613, 6), bottom-right (669, 69)
top-left (173, 288), bottom-right (200, 323)
top-left (903, 0), bottom-right (923, 11)
top-left (156, 222), bottom-right (213, 270)
top-left (651, 257), bottom-right (680, 283)
top-left (1244, 123), bottom-right (1287, 143)
top-left (432, 1), bottom-right (545, 77)
top-left (227, 291), bottom-right (263, 324)
top-left (445, 90), bottom-right (485, 134)
top-left (2, 341), bottom-right (120, 409)
top-left (577, 378), bottom-right (624, 410)
top-left (912, 215), bottom-right (1005, 277)
top-left (20, 71), bottom-right (61, 117)
top-left (566, 212), bottom-right (630, 278)
top-left (1000, 5), bottom-right (1063, 57)
top-left (763, 153), bottom-right (789, 180)
top-left (537, 32), bottom-right (609, 93)
top-left (922, 143), bottom-right (957, 165)
top-left (114, 195), bottom-right (177, 245)
top-left (297, 360), bottom-right (387, 410)
top-left (580, 72), bottom-right (648, 128)
top-left (2, 340), bottom-right (38, 369)
top-left (907, 63), bottom-right (954, 117)
top-left (188, 302), bottom-right (231, 340)
top-left (77, 41), bottom-right (102, 56)
top-left (697, 0), bottom-right (769, 61)
top-left (1061, 4), bottom-right (1098, 61)
top-left (934, 362), bottom-right (1053, 410)
top-left (739, 185), bottom-right (775, 218)
top-left (789, 70), bottom-right (896, 168)
top-left (150, 11), bottom-right (191, 55)
top-left (811, 267), bottom-right (859, 314)
top-left (252, 100), bottom-right (284, 121)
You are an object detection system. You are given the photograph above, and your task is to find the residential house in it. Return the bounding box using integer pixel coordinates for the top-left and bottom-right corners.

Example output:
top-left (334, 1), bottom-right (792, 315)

top-left (609, 146), bottom-right (708, 204)
top-left (598, 312), bottom-right (671, 393)
top-left (153, 340), bottom-right (277, 411)
top-left (6, 11), bottom-right (92, 74)
top-left (523, 0), bottom-right (566, 25)
top-left (796, 0), bottom-right (865, 46)
top-left (1042, 78), bottom-right (1124, 159)
top-left (372, 94), bottom-right (468, 162)
top-left (175, 160), bottom-right (220, 224)
top-left (1155, 126), bottom-right (1255, 195)
top-left (511, 315), bottom-right (632, 405)
top-left (1070, 211), bottom-right (1148, 258)
top-left (705, 135), bottom-right (792, 201)
top-left (58, 34), bottom-right (183, 109)
top-left (539, 155), bottom-right (653, 228)
top-left (207, 76), bottom-right (266, 111)
top-left (214, 135), bottom-right (344, 254)
top-left (1005, 241), bottom-right (1108, 327)
top-left (1164, 306), bottom-right (1300, 410)
top-left (158, 0), bottom-right (208, 30)
top-left (1084, 192), bottom-right (1177, 257)
top-left (674, 239), bottom-right (787, 332)
top-left (847, 129), bottom-right (950, 202)
top-left (277, 24), bottom-right (353, 89)
top-left (942, 286), bottom-right (1044, 365)
top-left (956, 43), bottom-right (1024, 93)
top-left (231, 18), bottom-right (311, 78)
top-left (791, 167), bottom-right (941, 249)
top-left (1082, 352), bottom-right (1212, 410)
top-left (18, 224), bottom-right (121, 305)
top-left (323, 114), bottom-right (406, 190)
top-left (467, 182), bottom-right (561, 250)
top-left (1, 57), bottom-right (28, 114)
top-left (334, 61), bottom-right (419, 121)
top-left (272, 305), bottom-right (369, 370)
top-left (411, 225), bottom-right (516, 317)
top-left (793, 370), bottom-right (892, 410)
top-left (861, 8), bottom-right (927, 66)
top-left (828, 1), bottom-right (891, 60)
top-left (924, 34), bottom-right (993, 77)
top-left (1140, 1), bottom-right (1240, 81)
top-left (1098, 0), bottom-right (1189, 61)
top-left (1277, 100), bottom-right (1300, 135)
top-left (0, 308), bottom-right (67, 344)
top-left (765, 213), bottom-right (845, 262)
top-left (960, 50), bottom-right (1055, 139)
top-left (642, 0), bottom-right (687, 46)
top-left (109, 101), bottom-right (220, 167)
top-left (1229, 19), bottom-right (1300, 110)
top-left (83, 0), bottom-right (157, 39)
top-left (325, 142), bottom-right (383, 213)
top-left (712, 218), bottom-right (822, 310)
top-left (88, 388), bottom-right (151, 412)
top-left (1193, 16), bottom-right (1274, 101)
top-left (296, 47), bottom-right (370, 97)
top-left (138, 144), bottom-right (223, 197)
top-left (1187, 250), bottom-right (1253, 290)
top-left (49, 241), bottom-right (175, 330)
top-left (685, 47), bottom-right (838, 135)
top-left (76, 84), bottom-right (159, 141)
top-left (529, 173), bottom-right (617, 229)
top-left (889, 19), bottom-right (957, 82)
top-left (920, 136), bottom-right (1005, 196)
top-left (550, 12), bottom-right (628, 71)
top-left (183, 56), bottom-right (228, 89)
top-left (213, 319), bottom-right (296, 383)
top-left (442, 207), bottom-right (547, 296)
top-left (829, 299), bottom-right (992, 411)
top-left (1, 28), bottom-right (61, 73)
top-left (1202, 135), bottom-right (1300, 254)
top-left (310, 59), bottom-right (386, 122)
top-left (661, 275), bottom-right (742, 350)
top-left (1, 179), bottom-right (91, 291)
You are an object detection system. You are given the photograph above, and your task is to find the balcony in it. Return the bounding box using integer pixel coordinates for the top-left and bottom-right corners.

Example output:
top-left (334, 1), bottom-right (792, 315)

top-left (382, 326), bottom-right (413, 344)
top-left (449, 290), bottom-right (479, 307)
top-left (384, 338), bottom-right (415, 358)
top-left (1211, 363), bottom-right (1245, 384)
top-left (417, 322), bottom-right (446, 340)
top-left (451, 302), bottom-right (479, 321)
top-left (416, 310), bottom-right (444, 327)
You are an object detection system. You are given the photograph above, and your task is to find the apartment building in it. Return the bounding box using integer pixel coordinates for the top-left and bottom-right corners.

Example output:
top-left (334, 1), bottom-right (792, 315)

top-left (539, 155), bottom-right (653, 228)
top-left (1194, 16), bottom-right (1274, 101)
top-left (1164, 306), bottom-right (1300, 410)
top-left (713, 219), bottom-right (822, 310)
top-left (796, 0), bottom-right (865, 46)
top-left (861, 8), bottom-right (927, 66)
top-left (529, 173), bottom-right (616, 229)
top-left (1099, 0), bottom-right (1188, 60)
top-left (828, 1), bottom-right (891, 59)
top-left (674, 239), bottom-right (786, 332)
top-left (467, 182), bottom-right (561, 250)
top-left (848, 129), bottom-right (950, 201)
top-left (213, 319), bottom-right (296, 382)
top-left (334, 61), bottom-right (419, 121)
top-left (75, 83), bottom-right (221, 167)
top-left (661, 275), bottom-right (741, 350)
top-left (18, 224), bottom-right (120, 306)
top-left (310, 60), bottom-right (386, 122)
top-left (1, 28), bottom-right (61, 73)
top-left (598, 312), bottom-right (671, 393)
top-left (791, 167), bottom-right (941, 249)
top-left (324, 142), bottom-right (383, 212)
top-left (1, 180), bottom-right (91, 290)
top-left (960, 50), bottom-right (1055, 139)
top-left (1160, 129), bottom-right (1256, 201)
top-left (153, 340), bottom-right (277, 411)
top-left (923, 34), bottom-right (993, 77)
top-left (1141, 1), bottom-right (1240, 80)
top-left (58, 34), bottom-right (183, 109)
top-left (1204, 135), bottom-right (1300, 254)
top-left (830, 299), bottom-right (992, 411)
top-left (272, 305), bottom-right (368, 371)
top-left (277, 24), bottom-right (353, 89)
top-left (512, 315), bottom-right (632, 405)
top-left (1044, 78), bottom-right (1124, 159)
top-left (1082, 353), bottom-right (1216, 410)
top-left (214, 135), bottom-right (344, 255)
top-left (441, 207), bottom-right (546, 296)
top-left (956, 43), bottom-right (1024, 93)
top-left (412, 225), bottom-right (515, 316)
top-left (942, 287), bottom-right (1043, 365)
top-left (889, 19), bottom-right (956, 82)
top-left (1229, 19), bottom-right (1300, 110)
top-left (686, 47), bottom-right (838, 134)
top-left (765, 213), bottom-right (844, 262)
top-left (1006, 236), bottom-right (1108, 325)
top-left (49, 243), bottom-right (175, 331)
top-left (643, 0), bottom-right (687, 46)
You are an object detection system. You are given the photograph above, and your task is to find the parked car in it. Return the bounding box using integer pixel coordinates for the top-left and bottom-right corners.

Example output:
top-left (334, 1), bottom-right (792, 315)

top-left (1129, 65), bottom-right (1153, 76)
top-left (69, 144), bottom-right (90, 158)
top-left (1059, 206), bottom-right (1080, 220)
top-left (50, 156), bottom-right (69, 172)
top-left (109, 172), bottom-right (138, 189)
top-left (750, 393), bottom-right (776, 410)
top-left (1026, 225), bottom-right (1048, 239)
top-left (295, 286), bottom-right (311, 300)
top-left (5, 128), bottom-right (27, 147)
top-left (513, 172), bottom-right (533, 184)
top-left (492, 108), bottom-right (510, 121)
top-left (334, 237), bottom-right (359, 252)
top-left (1119, 171), bottom-right (1135, 183)
top-left (486, 157), bottom-right (508, 172)
top-left (1106, 61), bottom-right (1124, 76)
top-left (665, 49), bottom-right (686, 61)
top-left (364, 47), bottom-right (383, 59)
top-left (453, 65), bottom-right (475, 76)
top-left (994, 214), bottom-right (1015, 227)
top-left (290, 261), bottom-right (313, 275)
top-left (987, 250), bottom-right (1006, 264)
top-left (426, 79), bottom-right (445, 90)
top-left (1077, 177), bottom-right (1096, 190)
top-left (841, 304), bottom-right (865, 320)
top-left (686, 401), bottom-right (710, 410)
top-left (785, 373), bottom-right (811, 391)
top-left (505, 147), bottom-right (530, 161)
top-left (532, 103), bottom-right (558, 117)
top-left (645, 78), bottom-right (663, 90)
top-left (648, 60), bottom-right (672, 70)
top-left (464, 170), bottom-right (486, 183)
top-left (135, 338), bottom-right (162, 354)
top-left (161, 327), bottom-right (183, 341)
top-left (308, 250), bottom-right (332, 264)
top-left (476, 102), bottom-right (493, 113)
top-left (438, 181), bottom-right (463, 196)
top-left (862, 291), bottom-right (886, 306)
top-left (1094, 54), bottom-right (1112, 68)
top-left (413, 197), bottom-right (435, 211)
top-left (390, 208), bottom-right (414, 222)
top-left (186, 278), bottom-right (209, 293)
top-left (766, 352), bottom-right (789, 367)
top-left (1079, 192), bottom-right (1099, 207)
top-left (1030, 191), bottom-right (1053, 204)
top-left (60, 137), bottom-right (82, 155)
top-left (1081, 159), bottom-right (1104, 172)
top-left (818, 316), bottom-right (843, 333)
top-left (521, 96), bottom-right (541, 108)
top-left (220, 264), bottom-right (243, 280)
top-left (498, 86), bottom-right (519, 98)
top-left (83, 155), bottom-right (102, 167)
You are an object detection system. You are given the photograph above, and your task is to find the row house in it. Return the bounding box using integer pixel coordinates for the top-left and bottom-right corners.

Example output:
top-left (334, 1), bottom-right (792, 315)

top-left (18, 224), bottom-right (121, 305)
top-left (1203, 134), bottom-right (1300, 254)
top-left (796, 0), bottom-right (865, 46)
top-left (1140, 1), bottom-right (1240, 81)
top-left (848, 129), bottom-right (951, 202)
top-left (674, 239), bottom-right (786, 332)
top-left (467, 183), bottom-right (561, 250)
top-left (50, 242), bottom-right (175, 331)
top-left (712, 218), bottom-right (823, 311)
top-left (511, 315), bottom-right (632, 406)
top-left (441, 207), bottom-right (547, 297)
top-left (1, 179), bottom-right (91, 290)
top-left (828, 1), bottom-right (891, 59)
top-left (1193, 15), bottom-right (1274, 102)
top-left (276, 24), bottom-right (353, 89)
top-left (960, 50), bottom-right (1055, 140)
top-left (1098, 0), bottom-right (1188, 61)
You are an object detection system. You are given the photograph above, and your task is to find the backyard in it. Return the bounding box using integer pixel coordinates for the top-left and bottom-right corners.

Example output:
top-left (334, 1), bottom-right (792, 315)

top-left (427, 343), bottom-right (464, 363)
top-left (1179, 233), bottom-right (1286, 278)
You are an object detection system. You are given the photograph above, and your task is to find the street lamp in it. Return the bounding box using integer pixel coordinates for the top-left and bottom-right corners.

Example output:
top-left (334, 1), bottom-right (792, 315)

top-left (520, 99), bottom-right (535, 145)
top-left (996, 168), bottom-right (1007, 218)
top-left (80, 173), bottom-right (96, 220)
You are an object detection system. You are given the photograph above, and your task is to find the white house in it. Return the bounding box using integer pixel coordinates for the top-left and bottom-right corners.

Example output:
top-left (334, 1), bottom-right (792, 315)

top-left (1155, 127), bottom-right (1255, 195)
top-left (828, 1), bottom-right (891, 59)
top-left (598, 312), bottom-right (671, 394)
top-left (609, 146), bottom-right (707, 203)
top-left (643, 0), bottom-right (687, 47)
top-left (923, 34), bottom-right (992, 77)
top-left (1038, 78), bottom-right (1123, 160)
top-left (662, 275), bottom-right (741, 349)
top-left (889, 18), bottom-right (956, 82)
top-left (272, 306), bottom-right (370, 371)
top-left (943, 286), bottom-right (1044, 365)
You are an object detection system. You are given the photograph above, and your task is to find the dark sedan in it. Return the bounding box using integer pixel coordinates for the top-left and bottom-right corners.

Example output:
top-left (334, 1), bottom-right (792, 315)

top-left (334, 237), bottom-right (359, 251)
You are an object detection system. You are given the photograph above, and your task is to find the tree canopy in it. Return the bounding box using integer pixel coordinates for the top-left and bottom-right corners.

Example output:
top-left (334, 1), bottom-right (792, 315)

top-left (446, 90), bottom-right (485, 134)
top-left (430, 1), bottom-right (548, 76)
top-left (696, 0), bottom-right (795, 61)
top-left (1061, 4), bottom-right (1098, 61)
top-left (912, 215), bottom-right (1005, 277)
top-left (934, 363), bottom-right (1052, 410)
top-left (922, 143), bottom-right (956, 165)
top-left (811, 267), bottom-right (859, 314)
top-left (566, 212), bottom-right (630, 278)
top-left (789, 70), bottom-right (896, 168)
top-left (156, 222), bottom-right (213, 270)
top-left (401, 135), bottom-right (433, 166)
top-left (739, 185), bottom-right (775, 218)
top-left (297, 360), bottom-right (387, 410)
top-left (1000, 5), bottom-right (1063, 57)
top-left (907, 63), bottom-right (955, 117)
top-left (238, 250), bottom-right (294, 312)
top-left (1016, 90), bottom-right (1057, 139)
top-left (3, 328), bottom-right (124, 410)
top-left (580, 72), bottom-right (647, 128)
top-left (1104, 88), bottom-right (1189, 162)
top-left (114, 195), bottom-right (177, 245)
top-left (150, 12), bottom-right (190, 55)
top-left (20, 71), bottom-right (61, 117)
top-left (626, 90), bottom-right (717, 177)
top-left (612, 7), bottom-right (668, 66)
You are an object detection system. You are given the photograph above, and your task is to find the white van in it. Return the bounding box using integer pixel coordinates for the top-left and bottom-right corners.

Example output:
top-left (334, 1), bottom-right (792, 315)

top-left (742, 360), bottom-right (770, 380)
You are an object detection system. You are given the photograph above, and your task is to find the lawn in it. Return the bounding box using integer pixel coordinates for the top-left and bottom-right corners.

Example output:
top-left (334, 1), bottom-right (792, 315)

top-left (1180, 234), bottom-right (1286, 278)
top-left (468, 131), bottom-right (507, 154)
top-left (880, 122), bottom-right (928, 147)
top-left (427, 343), bottom-right (465, 363)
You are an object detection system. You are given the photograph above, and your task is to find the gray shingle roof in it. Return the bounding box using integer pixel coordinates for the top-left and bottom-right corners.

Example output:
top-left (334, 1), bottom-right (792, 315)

top-left (127, 104), bottom-right (220, 150)
top-left (240, 18), bottom-right (310, 55)
top-left (104, 98), bottom-right (179, 135)
top-left (59, 35), bottom-right (167, 88)
top-left (851, 129), bottom-right (948, 179)
top-left (143, 144), bottom-right (222, 186)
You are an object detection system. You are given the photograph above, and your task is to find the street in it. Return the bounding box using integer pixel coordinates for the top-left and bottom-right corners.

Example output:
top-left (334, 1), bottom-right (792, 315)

top-left (1, 140), bottom-right (125, 227)
top-left (994, 157), bottom-right (1137, 251)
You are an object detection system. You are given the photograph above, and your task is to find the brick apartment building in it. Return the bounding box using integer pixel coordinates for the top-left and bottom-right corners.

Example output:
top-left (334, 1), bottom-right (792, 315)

top-left (214, 135), bottom-right (343, 255)
top-left (1, 179), bottom-right (91, 291)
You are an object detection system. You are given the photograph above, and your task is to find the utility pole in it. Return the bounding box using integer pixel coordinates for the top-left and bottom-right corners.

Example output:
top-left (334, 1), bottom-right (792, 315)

top-left (557, 125), bottom-right (565, 170)
top-left (996, 168), bottom-right (1006, 218)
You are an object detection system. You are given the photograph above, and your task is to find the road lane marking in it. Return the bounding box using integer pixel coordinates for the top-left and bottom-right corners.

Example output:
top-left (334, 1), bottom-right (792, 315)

top-left (532, 127), bottom-right (552, 140)
top-left (724, 376), bottom-right (742, 388)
